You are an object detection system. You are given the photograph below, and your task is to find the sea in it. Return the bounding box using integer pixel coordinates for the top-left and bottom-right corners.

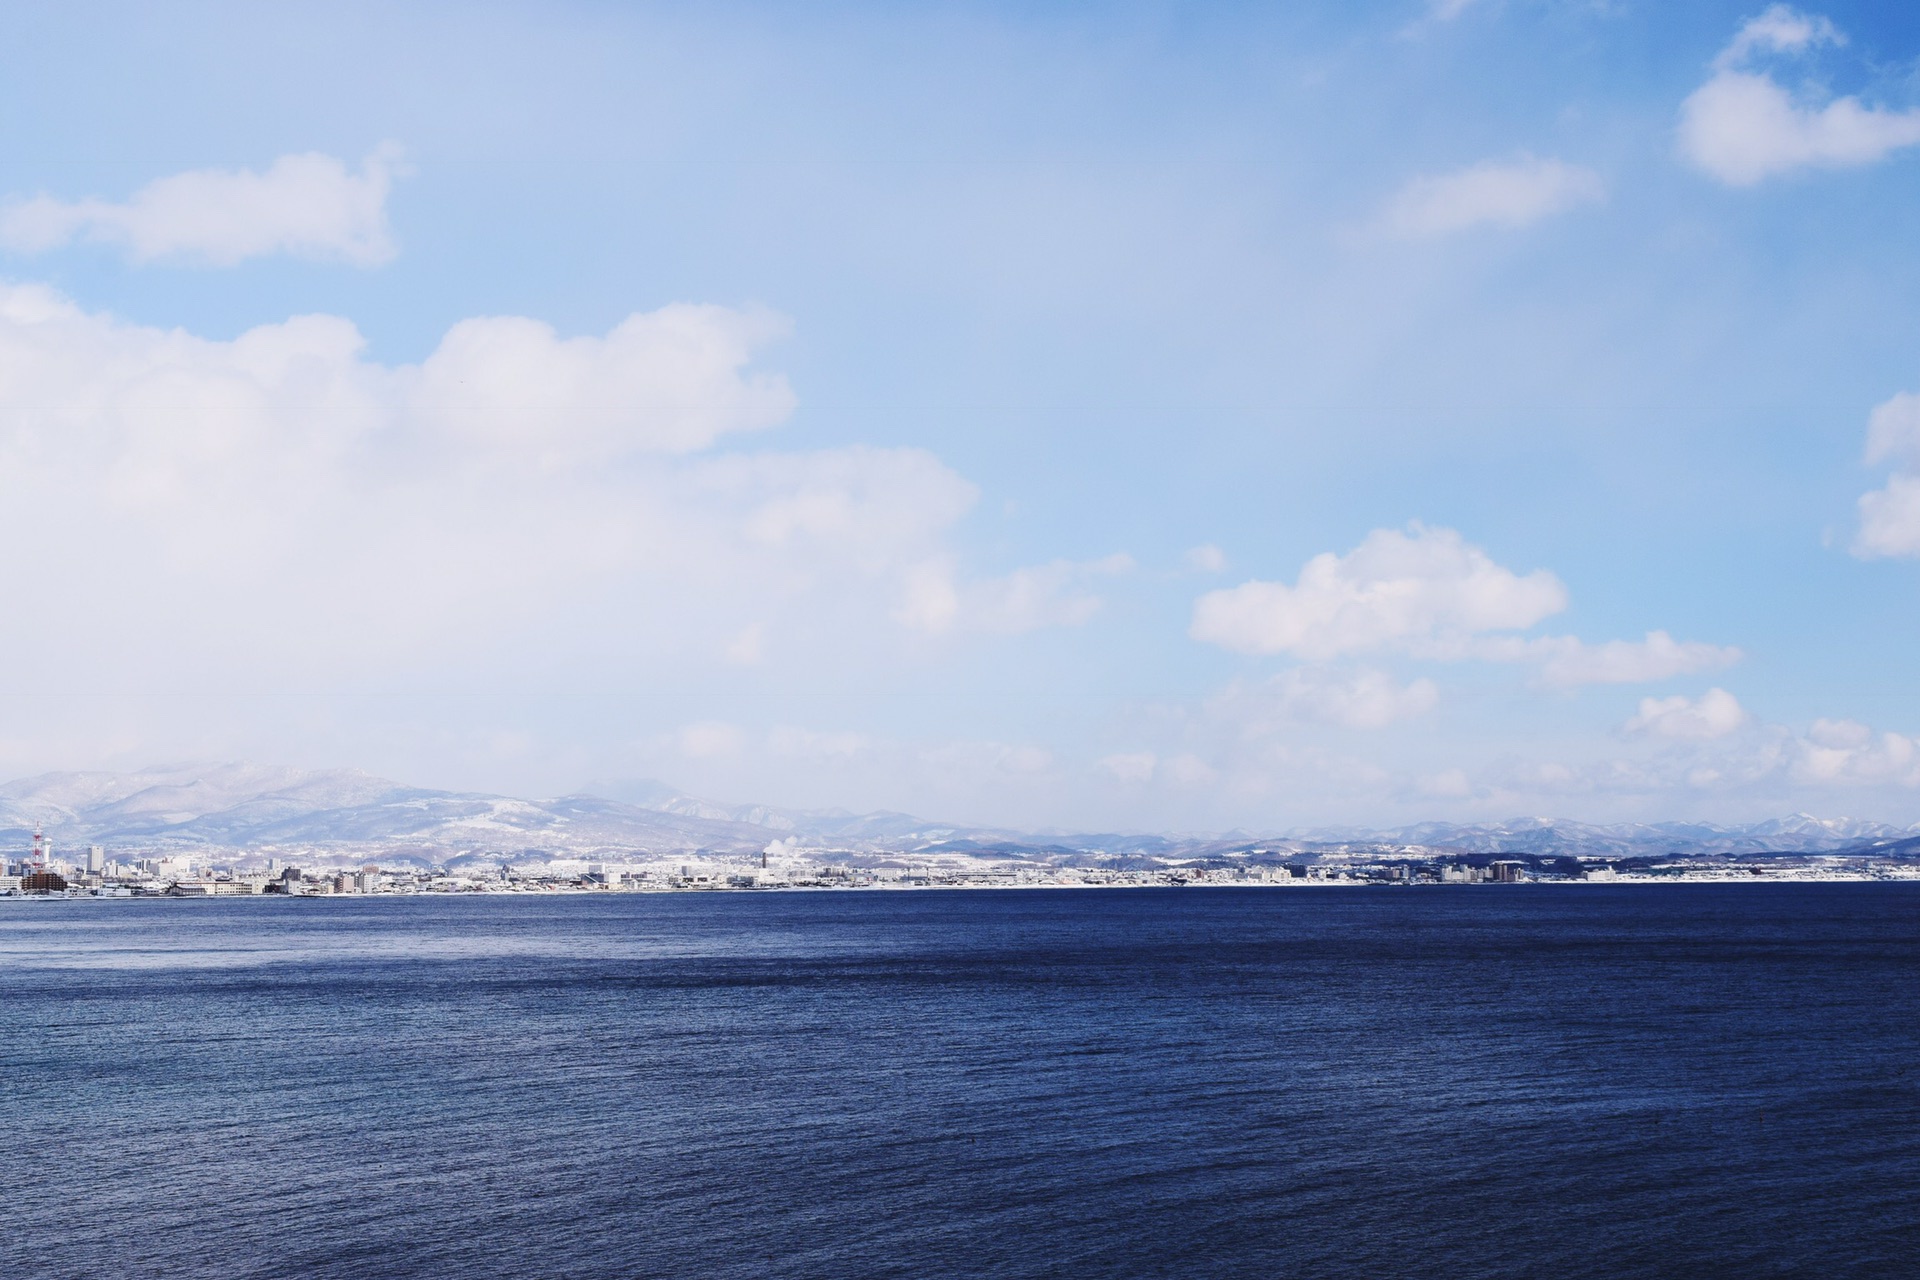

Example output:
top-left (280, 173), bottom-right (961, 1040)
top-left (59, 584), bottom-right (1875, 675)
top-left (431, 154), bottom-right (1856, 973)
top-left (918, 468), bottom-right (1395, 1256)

top-left (3, 884), bottom-right (1916, 1279)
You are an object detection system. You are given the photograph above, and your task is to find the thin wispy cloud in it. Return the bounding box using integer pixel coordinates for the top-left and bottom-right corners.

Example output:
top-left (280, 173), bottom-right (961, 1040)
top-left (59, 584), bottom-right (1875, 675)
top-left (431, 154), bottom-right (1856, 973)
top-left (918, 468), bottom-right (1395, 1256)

top-left (1378, 156), bottom-right (1604, 238)
top-left (896, 554), bottom-right (1134, 635)
top-left (1217, 666), bottom-right (1440, 732)
top-left (0, 145), bottom-right (408, 266)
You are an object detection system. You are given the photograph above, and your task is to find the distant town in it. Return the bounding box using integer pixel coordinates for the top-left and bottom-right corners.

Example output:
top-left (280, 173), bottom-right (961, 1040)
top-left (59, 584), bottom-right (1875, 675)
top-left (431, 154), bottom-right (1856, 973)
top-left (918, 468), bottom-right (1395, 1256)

top-left (6, 824), bottom-right (1919, 898)
top-left (4, 765), bottom-right (1920, 899)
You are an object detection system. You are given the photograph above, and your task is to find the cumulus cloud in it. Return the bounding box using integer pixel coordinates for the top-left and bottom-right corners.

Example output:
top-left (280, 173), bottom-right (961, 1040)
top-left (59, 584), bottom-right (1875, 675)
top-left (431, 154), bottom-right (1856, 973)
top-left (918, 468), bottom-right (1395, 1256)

top-left (1191, 525), bottom-right (1739, 691)
top-left (0, 145), bottom-right (407, 266)
top-left (1792, 718), bottom-right (1920, 786)
top-left (0, 283), bottom-right (794, 469)
top-left (1189, 524), bottom-right (1567, 660)
top-left (0, 284), bottom-right (1016, 687)
top-left (1380, 156), bottom-right (1604, 238)
top-left (1865, 391), bottom-right (1920, 466)
top-left (1625, 688), bottom-right (1749, 739)
top-left (1854, 391), bottom-right (1920, 558)
top-left (1855, 474), bottom-right (1920, 558)
top-left (897, 553), bottom-right (1132, 635)
top-left (413, 307), bottom-right (797, 460)
top-left (1679, 8), bottom-right (1920, 186)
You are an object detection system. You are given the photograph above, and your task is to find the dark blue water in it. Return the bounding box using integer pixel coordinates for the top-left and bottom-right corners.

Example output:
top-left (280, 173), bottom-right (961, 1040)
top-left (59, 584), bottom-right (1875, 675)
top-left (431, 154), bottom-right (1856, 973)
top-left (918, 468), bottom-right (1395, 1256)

top-left (4, 885), bottom-right (1917, 1279)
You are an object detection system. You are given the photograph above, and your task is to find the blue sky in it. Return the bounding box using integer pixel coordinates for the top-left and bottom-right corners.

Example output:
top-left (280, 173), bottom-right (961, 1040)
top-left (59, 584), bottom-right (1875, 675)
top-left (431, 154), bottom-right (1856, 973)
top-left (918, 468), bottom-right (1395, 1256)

top-left (2, 0), bottom-right (1920, 829)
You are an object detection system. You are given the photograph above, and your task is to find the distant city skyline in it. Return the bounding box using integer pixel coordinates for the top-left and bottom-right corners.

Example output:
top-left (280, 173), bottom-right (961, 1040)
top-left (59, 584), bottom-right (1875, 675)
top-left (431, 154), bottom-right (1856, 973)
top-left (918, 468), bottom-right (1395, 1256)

top-left (3, 2), bottom-right (1920, 829)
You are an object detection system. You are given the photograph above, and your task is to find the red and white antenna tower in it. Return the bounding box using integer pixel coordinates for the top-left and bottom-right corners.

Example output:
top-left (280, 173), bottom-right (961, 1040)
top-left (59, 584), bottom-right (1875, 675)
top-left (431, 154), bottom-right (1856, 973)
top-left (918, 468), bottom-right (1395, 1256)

top-left (29, 825), bottom-right (47, 872)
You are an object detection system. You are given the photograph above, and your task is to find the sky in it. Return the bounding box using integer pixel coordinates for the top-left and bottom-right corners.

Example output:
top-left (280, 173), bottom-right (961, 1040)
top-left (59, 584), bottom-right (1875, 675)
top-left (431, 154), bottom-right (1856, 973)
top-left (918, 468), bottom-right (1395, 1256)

top-left (3, 0), bottom-right (1920, 830)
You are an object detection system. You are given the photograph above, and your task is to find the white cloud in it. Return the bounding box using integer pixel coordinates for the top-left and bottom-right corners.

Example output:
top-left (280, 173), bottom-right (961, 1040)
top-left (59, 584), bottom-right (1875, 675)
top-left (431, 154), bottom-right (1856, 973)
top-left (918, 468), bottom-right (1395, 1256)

top-left (1714, 5), bottom-right (1840, 68)
top-left (1853, 392), bottom-right (1920, 559)
top-left (413, 307), bottom-right (797, 460)
top-left (1380, 156), bottom-right (1604, 238)
top-left (1855, 473), bottom-right (1920, 558)
top-left (1792, 718), bottom-right (1920, 786)
top-left (0, 284), bottom-right (1008, 686)
top-left (1089, 668), bottom-right (1438, 814)
top-left (898, 553), bottom-right (1133, 635)
top-left (1189, 524), bottom-right (1567, 660)
top-left (0, 283), bottom-right (794, 471)
top-left (1865, 391), bottom-right (1920, 466)
top-left (1459, 710), bottom-right (1920, 804)
top-left (1679, 75), bottom-right (1920, 184)
top-left (896, 560), bottom-right (965, 633)
top-left (1191, 525), bottom-right (1739, 692)
top-left (0, 145), bottom-right (407, 266)
top-left (1625, 687), bottom-right (1748, 739)
top-left (1217, 666), bottom-right (1440, 732)
top-left (1501, 631), bottom-right (1743, 688)
top-left (1679, 9), bottom-right (1920, 186)
top-left (1084, 694), bottom-right (1920, 825)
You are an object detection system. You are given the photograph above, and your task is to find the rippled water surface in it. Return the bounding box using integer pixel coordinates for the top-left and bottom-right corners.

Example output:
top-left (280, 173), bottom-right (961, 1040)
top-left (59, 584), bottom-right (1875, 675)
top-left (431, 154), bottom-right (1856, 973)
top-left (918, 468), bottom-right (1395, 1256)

top-left (5, 885), bottom-right (1918, 1279)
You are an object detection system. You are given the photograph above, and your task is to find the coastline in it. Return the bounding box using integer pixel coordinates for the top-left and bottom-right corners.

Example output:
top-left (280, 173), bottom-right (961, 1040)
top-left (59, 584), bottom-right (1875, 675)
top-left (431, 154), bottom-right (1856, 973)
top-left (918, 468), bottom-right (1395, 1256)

top-left (8, 867), bottom-right (1920, 901)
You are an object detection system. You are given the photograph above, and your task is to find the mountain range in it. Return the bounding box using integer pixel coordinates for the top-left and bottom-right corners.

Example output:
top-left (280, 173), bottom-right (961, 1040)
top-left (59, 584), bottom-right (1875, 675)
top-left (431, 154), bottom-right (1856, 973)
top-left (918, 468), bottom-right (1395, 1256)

top-left (3, 763), bottom-right (1917, 867)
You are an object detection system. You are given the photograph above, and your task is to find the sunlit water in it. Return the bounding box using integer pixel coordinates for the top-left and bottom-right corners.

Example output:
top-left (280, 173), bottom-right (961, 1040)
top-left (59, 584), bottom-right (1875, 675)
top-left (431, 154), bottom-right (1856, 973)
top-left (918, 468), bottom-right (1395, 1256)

top-left (5, 885), bottom-right (1917, 1279)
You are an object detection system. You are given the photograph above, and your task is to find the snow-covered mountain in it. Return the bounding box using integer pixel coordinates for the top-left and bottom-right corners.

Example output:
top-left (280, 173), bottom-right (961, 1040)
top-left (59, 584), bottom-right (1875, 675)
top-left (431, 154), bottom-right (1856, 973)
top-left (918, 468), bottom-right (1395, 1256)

top-left (581, 777), bottom-right (970, 842)
top-left (1295, 814), bottom-right (1920, 858)
top-left (2, 763), bottom-right (1917, 865)
top-left (0, 765), bottom-right (779, 861)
